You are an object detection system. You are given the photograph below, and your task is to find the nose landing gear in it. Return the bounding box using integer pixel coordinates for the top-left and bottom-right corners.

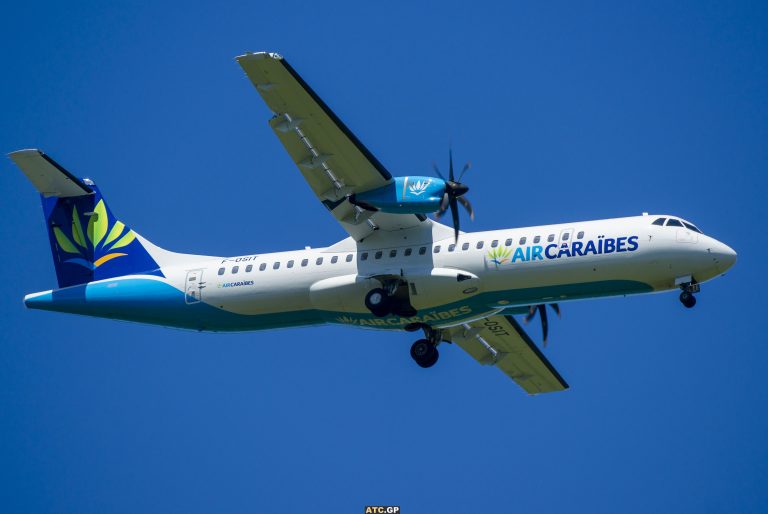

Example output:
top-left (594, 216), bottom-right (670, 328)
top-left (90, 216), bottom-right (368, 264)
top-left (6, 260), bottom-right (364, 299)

top-left (678, 279), bottom-right (700, 308)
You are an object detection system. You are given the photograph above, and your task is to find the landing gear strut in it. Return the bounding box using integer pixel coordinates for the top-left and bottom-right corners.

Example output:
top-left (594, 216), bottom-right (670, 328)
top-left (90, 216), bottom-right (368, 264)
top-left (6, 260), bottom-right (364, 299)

top-left (679, 280), bottom-right (700, 309)
top-left (407, 323), bottom-right (443, 368)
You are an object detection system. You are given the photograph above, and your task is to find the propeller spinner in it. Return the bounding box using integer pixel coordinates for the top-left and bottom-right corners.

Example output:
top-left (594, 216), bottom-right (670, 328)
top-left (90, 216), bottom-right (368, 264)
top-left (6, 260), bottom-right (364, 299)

top-left (433, 148), bottom-right (474, 243)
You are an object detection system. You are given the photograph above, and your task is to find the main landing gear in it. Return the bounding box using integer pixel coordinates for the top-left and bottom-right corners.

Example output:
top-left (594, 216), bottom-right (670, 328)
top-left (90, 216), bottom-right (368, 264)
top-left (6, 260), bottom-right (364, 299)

top-left (405, 323), bottom-right (443, 368)
top-left (364, 281), bottom-right (417, 318)
top-left (679, 280), bottom-right (700, 309)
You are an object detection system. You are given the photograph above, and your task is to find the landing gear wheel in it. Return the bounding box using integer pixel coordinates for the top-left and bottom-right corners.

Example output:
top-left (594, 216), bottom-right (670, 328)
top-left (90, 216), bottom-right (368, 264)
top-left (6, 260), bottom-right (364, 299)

top-left (365, 288), bottom-right (390, 317)
top-left (680, 291), bottom-right (697, 308)
top-left (410, 339), bottom-right (439, 368)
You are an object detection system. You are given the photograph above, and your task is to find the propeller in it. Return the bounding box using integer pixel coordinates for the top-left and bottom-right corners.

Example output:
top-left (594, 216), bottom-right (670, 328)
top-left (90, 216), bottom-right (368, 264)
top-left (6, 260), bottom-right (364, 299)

top-left (523, 303), bottom-right (561, 347)
top-left (433, 148), bottom-right (474, 243)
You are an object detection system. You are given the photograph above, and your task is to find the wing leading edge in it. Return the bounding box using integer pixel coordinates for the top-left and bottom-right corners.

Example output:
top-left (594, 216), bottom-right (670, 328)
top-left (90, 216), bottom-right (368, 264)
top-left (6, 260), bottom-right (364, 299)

top-left (446, 315), bottom-right (569, 394)
top-left (236, 52), bottom-right (431, 242)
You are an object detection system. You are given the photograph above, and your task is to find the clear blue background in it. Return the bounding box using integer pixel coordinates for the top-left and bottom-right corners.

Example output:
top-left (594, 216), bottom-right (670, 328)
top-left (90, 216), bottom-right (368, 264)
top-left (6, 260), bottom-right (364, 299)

top-left (1, 1), bottom-right (766, 512)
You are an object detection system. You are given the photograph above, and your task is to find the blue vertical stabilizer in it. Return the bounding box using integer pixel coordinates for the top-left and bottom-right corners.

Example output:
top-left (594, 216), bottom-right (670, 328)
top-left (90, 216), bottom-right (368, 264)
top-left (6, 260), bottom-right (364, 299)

top-left (10, 149), bottom-right (163, 288)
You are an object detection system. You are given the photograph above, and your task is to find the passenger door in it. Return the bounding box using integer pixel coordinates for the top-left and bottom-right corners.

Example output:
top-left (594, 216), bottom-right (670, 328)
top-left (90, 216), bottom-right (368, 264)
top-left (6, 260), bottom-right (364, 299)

top-left (185, 269), bottom-right (205, 304)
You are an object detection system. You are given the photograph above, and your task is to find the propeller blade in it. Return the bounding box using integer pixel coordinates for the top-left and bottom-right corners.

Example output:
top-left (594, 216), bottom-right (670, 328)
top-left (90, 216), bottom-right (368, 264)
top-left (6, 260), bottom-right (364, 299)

top-left (458, 196), bottom-right (475, 220)
top-left (550, 303), bottom-right (561, 318)
top-left (524, 306), bottom-right (536, 323)
top-left (539, 304), bottom-right (549, 346)
top-left (435, 192), bottom-right (449, 219)
top-left (448, 148), bottom-right (455, 182)
top-left (458, 161), bottom-right (471, 182)
top-left (432, 162), bottom-right (445, 181)
top-left (450, 195), bottom-right (460, 243)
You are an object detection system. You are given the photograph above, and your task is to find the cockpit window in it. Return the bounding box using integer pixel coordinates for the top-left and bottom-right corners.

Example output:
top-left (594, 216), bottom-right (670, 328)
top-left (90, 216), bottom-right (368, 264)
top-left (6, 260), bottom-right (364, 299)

top-left (666, 219), bottom-right (683, 227)
top-left (682, 221), bottom-right (702, 234)
top-left (652, 217), bottom-right (666, 226)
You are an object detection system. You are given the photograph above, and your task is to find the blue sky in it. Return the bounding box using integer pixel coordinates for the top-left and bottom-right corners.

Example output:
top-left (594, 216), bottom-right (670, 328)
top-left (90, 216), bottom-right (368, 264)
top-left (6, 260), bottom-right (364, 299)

top-left (1, 1), bottom-right (766, 512)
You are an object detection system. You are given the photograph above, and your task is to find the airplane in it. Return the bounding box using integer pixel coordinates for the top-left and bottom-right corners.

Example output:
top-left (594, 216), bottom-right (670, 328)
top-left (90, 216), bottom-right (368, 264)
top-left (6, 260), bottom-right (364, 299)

top-left (9, 52), bottom-right (737, 394)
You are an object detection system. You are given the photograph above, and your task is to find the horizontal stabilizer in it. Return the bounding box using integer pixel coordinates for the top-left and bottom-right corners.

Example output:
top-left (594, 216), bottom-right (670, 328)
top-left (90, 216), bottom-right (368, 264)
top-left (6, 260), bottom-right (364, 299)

top-left (9, 149), bottom-right (93, 198)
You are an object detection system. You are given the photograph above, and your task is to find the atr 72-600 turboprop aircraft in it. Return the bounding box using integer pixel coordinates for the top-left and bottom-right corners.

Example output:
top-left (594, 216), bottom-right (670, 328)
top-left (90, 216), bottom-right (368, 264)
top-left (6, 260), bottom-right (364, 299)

top-left (10, 52), bottom-right (737, 394)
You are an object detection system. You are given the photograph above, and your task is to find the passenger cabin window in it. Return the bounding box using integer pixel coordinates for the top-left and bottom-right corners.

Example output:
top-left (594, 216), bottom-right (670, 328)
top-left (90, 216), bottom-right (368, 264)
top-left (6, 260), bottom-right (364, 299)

top-left (287, 260), bottom-right (294, 268)
top-left (434, 245), bottom-right (441, 253)
top-left (404, 248), bottom-right (412, 257)
top-left (301, 259), bottom-right (308, 267)
top-left (273, 262), bottom-right (280, 270)
top-left (562, 232), bottom-right (570, 241)
top-left (448, 244), bottom-right (456, 252)
top-left (462, 242), bottom-right (469, 251)
top-left (519, 237), bottom-right (527, 245)
top-left (389, 250), bottom-right (397, 258)
top-left (666, 219), bottom-right (683, 227)
top-left (547, 234), bottom-right (555, 242)
top-left (419, 247), bottom-right (427, 255)
top-left (577, 231), bottom-right (584, 239)
top-left (259, 263), bottom-right (267, 271)
top-left (375, 251), bottom-right (382, 259)
top-left (316, 257), bottom-right (323, 265)
top-left (534, 236), bottom-right (541, 243)
top-left (491, 240), bottom-right (498, 248)
top-left (218, 267), bottom-right (225, 276)
top-left (505, 238), bottom-right (513, 246)
top-left (652, 217), bottom-right (666, 226)
top-left (232, 266), bottom-right (239, 274)
top-left (476, 241), bottom-right (484, 249)
top-left (331, 256), bottom-right (338, 264)
top-left (346, 254), bottom-right (353, 262)
top-left (245, 265), bottom-right (253, 272)
top-left (361, 252), bottom-right (368, 261)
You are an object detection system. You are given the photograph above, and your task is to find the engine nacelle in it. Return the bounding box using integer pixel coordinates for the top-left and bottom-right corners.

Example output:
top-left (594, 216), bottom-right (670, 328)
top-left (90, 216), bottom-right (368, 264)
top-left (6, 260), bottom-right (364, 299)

top-left (349, 176), bottom-right (445, 214)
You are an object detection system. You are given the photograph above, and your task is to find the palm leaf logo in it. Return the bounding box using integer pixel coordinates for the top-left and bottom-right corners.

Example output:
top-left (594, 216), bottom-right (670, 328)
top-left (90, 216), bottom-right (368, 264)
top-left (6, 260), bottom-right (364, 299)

top-left (54, 200), bottom-right (135, 269)
top-left (487, 246), bottom-right (512, 266)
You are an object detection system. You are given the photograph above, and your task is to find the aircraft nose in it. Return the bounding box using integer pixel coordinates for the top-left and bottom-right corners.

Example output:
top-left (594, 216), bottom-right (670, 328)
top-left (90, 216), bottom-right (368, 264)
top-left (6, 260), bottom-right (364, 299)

top-left (711, 240), bottom-right (737, 273)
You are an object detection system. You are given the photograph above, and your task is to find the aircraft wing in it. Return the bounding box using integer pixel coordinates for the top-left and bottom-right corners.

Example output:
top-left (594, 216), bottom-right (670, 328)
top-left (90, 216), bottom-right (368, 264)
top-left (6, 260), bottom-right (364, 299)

top-left (445, 315), bottom-right (569, 394)
top-left (236, 52), bottom-right (432, 242)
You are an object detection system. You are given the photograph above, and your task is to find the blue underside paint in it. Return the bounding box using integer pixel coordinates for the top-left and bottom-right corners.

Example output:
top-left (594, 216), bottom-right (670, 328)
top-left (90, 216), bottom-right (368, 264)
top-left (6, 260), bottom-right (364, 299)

top-left (24, 277), bottom-right (654, 332)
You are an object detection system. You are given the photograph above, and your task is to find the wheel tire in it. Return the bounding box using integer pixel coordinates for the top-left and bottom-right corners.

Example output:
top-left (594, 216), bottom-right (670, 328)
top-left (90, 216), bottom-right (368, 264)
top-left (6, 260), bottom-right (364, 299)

top-left (410, 339), bottom-right (439, 368)
top-left (365, 288), bottom-right (390, 317)
top-left (680, 291), bottom-right (697, 308)
top-left (422, 346), bottom-right (439, 368)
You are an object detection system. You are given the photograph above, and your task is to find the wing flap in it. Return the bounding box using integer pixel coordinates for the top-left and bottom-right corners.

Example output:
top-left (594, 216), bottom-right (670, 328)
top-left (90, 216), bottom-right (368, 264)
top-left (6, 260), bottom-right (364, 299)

top-left (448, 315), bottom-right (568, 394)
top-left (237, 52), bottom-right (389, 191)
top-left (236, 52), bottom-right (430, 242)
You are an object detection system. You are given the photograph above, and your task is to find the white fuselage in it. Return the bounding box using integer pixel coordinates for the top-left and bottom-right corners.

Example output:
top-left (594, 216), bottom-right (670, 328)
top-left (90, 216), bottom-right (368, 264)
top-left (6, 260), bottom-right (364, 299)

top-left (100, 213), bottom-right (733, 332)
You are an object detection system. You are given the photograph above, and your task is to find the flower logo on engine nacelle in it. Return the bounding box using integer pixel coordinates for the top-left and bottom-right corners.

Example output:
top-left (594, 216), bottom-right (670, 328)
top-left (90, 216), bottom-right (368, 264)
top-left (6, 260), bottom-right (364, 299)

top-left (407, 178), bottom-right (431, 196)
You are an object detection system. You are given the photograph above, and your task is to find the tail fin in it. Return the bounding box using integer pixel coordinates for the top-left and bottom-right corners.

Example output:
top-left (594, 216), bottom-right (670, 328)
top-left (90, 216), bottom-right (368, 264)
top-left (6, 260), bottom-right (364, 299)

top-left (10, 149), bottom-right (163, 288)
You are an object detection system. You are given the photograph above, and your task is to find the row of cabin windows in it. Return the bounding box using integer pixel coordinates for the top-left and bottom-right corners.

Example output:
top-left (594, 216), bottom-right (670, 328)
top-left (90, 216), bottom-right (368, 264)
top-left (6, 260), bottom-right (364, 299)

top-left (217, 230), bottom-right (589, 274)
top-left (433, 230), bottom-right (586, 253)
top-left (360, 246), bottom-right (428, 261)
top-left (218, 253), bottom-right (355, 275)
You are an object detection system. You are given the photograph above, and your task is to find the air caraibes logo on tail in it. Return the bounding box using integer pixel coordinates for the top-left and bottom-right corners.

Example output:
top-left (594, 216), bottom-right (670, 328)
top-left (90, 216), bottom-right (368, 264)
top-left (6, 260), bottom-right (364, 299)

top-left (53, 199), bottom-right (136, 269)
